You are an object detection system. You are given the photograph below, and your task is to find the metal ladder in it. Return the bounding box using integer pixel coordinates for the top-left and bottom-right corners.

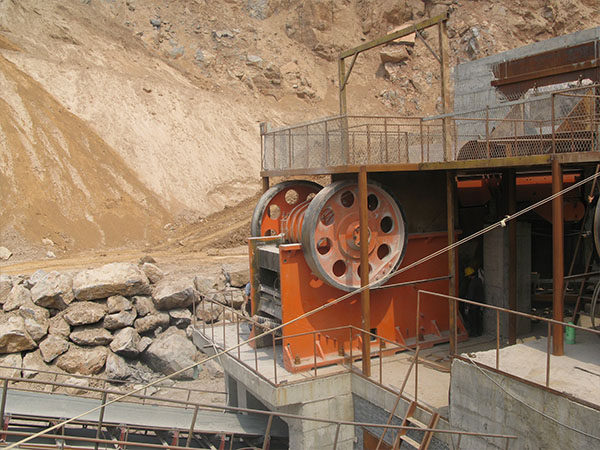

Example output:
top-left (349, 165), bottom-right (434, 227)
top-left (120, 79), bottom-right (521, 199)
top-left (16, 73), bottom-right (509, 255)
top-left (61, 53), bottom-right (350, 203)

top-left (392, 401), bottom-right (440, 450)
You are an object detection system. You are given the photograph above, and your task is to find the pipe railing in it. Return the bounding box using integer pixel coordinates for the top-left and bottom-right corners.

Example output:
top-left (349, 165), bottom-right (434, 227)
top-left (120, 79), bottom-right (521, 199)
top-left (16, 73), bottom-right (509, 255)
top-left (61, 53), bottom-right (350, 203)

top-left (417, 289), bottom-right (600, 391)
top-left (0, 373), bottom-right (518, 450)
top-left (261, 84), bottom-right (600, 171)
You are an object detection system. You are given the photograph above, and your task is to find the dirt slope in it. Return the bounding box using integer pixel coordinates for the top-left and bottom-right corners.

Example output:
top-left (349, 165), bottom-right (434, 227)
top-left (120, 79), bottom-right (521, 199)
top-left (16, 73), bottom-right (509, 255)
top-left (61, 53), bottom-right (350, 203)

top-left (0, 53), bottom-right (173, 253)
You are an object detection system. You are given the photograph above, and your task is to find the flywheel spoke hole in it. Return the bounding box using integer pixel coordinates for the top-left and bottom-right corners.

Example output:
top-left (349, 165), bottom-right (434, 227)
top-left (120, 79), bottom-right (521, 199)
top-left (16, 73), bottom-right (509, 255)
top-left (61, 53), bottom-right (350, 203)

top-left (380, 216), bottom-right (394, 233)
top-left (340, 190), bottom-right (355, 208)
top-left (269, 204), bottom-right (281, 220)
top-left (377, 244), bottom-right (391, 260)
top-left (285, 189), bottom-right (299, 205)
top-left (320, 207), bottom-right (335, 226)
top-left (367, 194), bottom-right (379, 211)
top-left (333, 260), bottom-right (347, 277)
top-left (357, 264), bottom-right (373, 276)
top-left (306, 192), bottom-right (316, 201)
top-left (317, 237), bottom-right (332, 255)
top-left (265, 229), bottom-right (276, 236)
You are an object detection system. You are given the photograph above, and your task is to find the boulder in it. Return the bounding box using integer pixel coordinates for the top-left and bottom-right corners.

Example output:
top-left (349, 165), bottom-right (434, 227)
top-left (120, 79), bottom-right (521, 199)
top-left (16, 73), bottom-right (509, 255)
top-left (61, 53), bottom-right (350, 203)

top-left (48, 314), bottom-right (71, 338)
top-left (227, 268), bottom-right (250, 288)
top-left (224, 289), bottom-right (245, 309)
top-left (138, 336), bottom-right (152, 354)
top-left (56, 345), bottom-right (107, 375)
top-left (64, 376), bottom-right (90, 395)
top-left (193, 274), bottom-right (217, 295)
top-left (63, 302), bottom-right (106, 326)
top-left (22, 314), bottom-right (48, 342)
top-left (22, 350), bottom-right (48, 379)
top-left (169, 308), bottom-right (192, 328)
top-left (139, 255), bottom-right (156, 264)
top-left (39, 335), bottom-right (70, 363)
top-left (0, 353), bottom-right (22, 378)
top-left (25, 269), bottom-right (47, 289)
top-left (380, 44), bottom-right (411, 64)
top-left (133, 296), bottom-right (155, 317)
top-left (195, 301), bottom-right (222, 323)
top-left (31, 271), bottom-right (74, 310)
top-left (0, 315), bottom-right (37, 353)
top-left (19, 301), bottom-right (50, 342)
top-left (105, 352), bottom-right (134, 380)
top-left (69, 325), bottom-right (113, 346)
top-left (142, 263), bottom-right (164, 284)
top-left (103, 310), bottom-right (137, 331)
top-left (19, 301), bottom-right (50, 322)
top-left (0, 247), bottom-right (12, 261)
top-left (72, 263), bottom-right (150, 301)
top-left (143, 327), bottom-right (198, 379)
top-left (0, 275), bottom-right (12, 304)
top-left (134, 312), bottom-right (170, 334)
top-left (152, 278), bottom-right (196, 310)
top-left (106, 295), bottom-right (132, 313)
top-left (110, 327), bottom-right (141, 358)
top-left (4, 285), bottom-right (32, 312)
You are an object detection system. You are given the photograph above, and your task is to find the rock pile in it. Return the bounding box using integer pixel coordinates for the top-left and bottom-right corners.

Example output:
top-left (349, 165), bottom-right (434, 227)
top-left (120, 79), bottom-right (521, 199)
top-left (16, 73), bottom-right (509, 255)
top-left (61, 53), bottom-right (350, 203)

top-left (0, 261), bottom-right (249, 383)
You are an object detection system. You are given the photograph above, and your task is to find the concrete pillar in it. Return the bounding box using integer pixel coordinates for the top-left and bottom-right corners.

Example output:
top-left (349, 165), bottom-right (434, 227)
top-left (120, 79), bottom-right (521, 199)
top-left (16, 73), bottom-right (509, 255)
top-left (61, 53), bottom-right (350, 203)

top-left (483, 223), bottom-right (531, 337)
top-left (226, 375), bottom-right (238, 407)
top-left (282, 393), bottom-right (355, 450)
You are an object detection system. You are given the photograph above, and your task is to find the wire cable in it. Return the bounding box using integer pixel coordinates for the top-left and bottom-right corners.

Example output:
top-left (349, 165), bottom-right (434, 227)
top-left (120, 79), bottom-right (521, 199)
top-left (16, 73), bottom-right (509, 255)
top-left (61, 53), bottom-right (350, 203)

top-left (7, 169), bottom-right (600, 450)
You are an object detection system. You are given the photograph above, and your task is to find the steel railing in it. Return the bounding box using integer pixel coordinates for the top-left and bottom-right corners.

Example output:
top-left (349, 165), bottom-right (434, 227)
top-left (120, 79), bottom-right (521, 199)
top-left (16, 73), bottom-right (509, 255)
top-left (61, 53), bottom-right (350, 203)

top-left (261, 84), bottom-right (600, 171)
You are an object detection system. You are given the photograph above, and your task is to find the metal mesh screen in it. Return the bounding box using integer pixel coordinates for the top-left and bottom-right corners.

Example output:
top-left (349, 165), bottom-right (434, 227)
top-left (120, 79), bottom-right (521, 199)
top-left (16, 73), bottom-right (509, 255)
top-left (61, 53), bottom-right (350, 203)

top-left (261, 84), bottom-right (600, 172)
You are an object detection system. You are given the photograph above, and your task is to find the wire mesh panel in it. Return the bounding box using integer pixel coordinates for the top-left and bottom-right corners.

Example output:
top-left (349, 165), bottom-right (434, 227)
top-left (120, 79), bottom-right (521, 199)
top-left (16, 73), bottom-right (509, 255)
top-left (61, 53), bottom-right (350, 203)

top-left (261, 84), bottom-right (600, 172)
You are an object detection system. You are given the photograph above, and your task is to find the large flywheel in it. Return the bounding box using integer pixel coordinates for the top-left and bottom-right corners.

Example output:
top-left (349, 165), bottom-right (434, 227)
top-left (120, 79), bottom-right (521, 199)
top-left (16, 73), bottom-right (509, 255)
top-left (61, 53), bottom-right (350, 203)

top-left (300, 180), bottom-right (407, 291)
top-left (251, 181), bottom-right (322, 237)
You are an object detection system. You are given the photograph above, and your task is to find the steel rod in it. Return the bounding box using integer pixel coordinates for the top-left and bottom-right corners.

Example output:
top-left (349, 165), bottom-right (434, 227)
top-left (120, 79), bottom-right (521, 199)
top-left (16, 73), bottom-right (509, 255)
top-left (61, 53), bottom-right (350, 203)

top-left (552, 158), bottom-right (565, 356)
top-left (358, 166), bottom-right (371, 376)
top-left (186, 406), bottom-right (199, 447)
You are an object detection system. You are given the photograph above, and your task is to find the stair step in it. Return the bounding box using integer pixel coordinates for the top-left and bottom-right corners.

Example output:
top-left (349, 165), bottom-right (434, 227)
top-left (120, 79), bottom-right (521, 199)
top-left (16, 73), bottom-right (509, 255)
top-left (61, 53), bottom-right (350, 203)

top-left (400, 435), bottom-right (421, 448)
top-left (407, 416), bottom-right (428, 429)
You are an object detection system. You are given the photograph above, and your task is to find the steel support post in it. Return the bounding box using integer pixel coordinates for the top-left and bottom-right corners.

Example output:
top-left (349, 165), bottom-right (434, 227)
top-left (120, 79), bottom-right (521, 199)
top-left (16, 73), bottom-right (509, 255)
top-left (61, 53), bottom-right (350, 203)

top-left (552, 158), bottom-right (565, 356)
top-left (446, 170), bottom-right (457, 354)
top-left (359, 166), bottom-right (371, 376)
top-left (438, 19), bottom-right (452, 161)
top-left (261, 177), bottom-right (269, 193)
top-left (508, 169), bottom-right (517, 345)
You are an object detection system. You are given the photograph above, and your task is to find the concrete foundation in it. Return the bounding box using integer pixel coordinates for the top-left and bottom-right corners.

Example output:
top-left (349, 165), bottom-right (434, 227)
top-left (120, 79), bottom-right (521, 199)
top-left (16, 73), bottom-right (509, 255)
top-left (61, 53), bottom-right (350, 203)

top-left (450, 358), bottom-right (600, 449)
top-left (483, 222), bottom-right (531, 337)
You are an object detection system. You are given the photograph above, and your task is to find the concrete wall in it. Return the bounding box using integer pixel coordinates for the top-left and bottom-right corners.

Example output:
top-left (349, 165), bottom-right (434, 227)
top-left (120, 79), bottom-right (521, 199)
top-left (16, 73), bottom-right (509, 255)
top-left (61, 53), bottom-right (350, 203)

top-left (454, 27), bottom-right (600, 113)
top-left (450, 358), bottom-right (600, 449)
top-left (483, 222), bottom-right (531, 337)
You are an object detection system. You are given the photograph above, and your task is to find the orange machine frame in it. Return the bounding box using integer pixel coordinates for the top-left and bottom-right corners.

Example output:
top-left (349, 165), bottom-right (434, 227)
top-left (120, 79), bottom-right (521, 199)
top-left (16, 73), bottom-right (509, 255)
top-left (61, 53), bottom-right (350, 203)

top-left (249, 232), bottom-right (467, 373)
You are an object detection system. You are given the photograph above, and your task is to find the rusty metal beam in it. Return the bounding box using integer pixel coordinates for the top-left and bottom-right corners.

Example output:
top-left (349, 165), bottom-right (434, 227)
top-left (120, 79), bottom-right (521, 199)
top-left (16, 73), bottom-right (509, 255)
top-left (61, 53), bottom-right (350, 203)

top-left (358, 166), bottom-right (371, 377)
top-left (492, 58), bottom-right (600, 87)
top-left (552, 158), bottom-right (565, 356)
top-left (259, 152), bottom-right (600, 178)
top-left (446, 171), bottom-right (457, 354)
top-left (507, 169), bottom-right (517, 345)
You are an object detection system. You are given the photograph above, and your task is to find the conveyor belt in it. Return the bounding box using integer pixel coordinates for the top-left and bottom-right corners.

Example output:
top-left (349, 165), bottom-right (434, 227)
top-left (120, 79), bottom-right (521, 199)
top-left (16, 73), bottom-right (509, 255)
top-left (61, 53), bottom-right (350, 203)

top-left (2, 389), bottom-right (287, 438)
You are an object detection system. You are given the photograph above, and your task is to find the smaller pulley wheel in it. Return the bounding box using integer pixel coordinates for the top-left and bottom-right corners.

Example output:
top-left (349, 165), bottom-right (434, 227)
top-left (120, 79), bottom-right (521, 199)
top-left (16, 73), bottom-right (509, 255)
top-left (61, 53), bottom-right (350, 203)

top-left (251, 180), bottom-right (322, 237)
top-left (301, 180), bottom-right (407, 292)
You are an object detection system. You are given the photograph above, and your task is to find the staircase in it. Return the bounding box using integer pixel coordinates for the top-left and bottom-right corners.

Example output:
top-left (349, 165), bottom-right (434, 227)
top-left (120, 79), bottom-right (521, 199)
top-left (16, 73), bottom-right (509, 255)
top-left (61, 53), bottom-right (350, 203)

top-left (392, 401), bottom-right (440, 450)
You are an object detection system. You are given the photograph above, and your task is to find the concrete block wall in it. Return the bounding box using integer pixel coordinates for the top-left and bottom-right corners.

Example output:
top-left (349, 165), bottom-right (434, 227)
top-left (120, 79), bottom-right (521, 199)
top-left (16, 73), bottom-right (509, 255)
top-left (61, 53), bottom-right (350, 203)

top-left (483, 222), bottom-right (531, 337)
top-left (454, 27), bottom-right (600, 114)
top-left (450, 358), bottom-right (600, 449)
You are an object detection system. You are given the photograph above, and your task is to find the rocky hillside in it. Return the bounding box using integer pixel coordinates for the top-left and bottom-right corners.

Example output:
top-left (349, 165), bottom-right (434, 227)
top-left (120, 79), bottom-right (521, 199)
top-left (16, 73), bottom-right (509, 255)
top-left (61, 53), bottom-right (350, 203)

top-left (0, 0), bottom-right (598, 258)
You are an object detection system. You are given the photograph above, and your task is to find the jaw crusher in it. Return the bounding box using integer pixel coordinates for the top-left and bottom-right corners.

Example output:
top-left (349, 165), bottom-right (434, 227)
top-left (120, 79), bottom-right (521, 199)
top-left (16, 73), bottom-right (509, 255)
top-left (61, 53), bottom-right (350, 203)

top-left (248, 180), bottom-right (465, 373)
